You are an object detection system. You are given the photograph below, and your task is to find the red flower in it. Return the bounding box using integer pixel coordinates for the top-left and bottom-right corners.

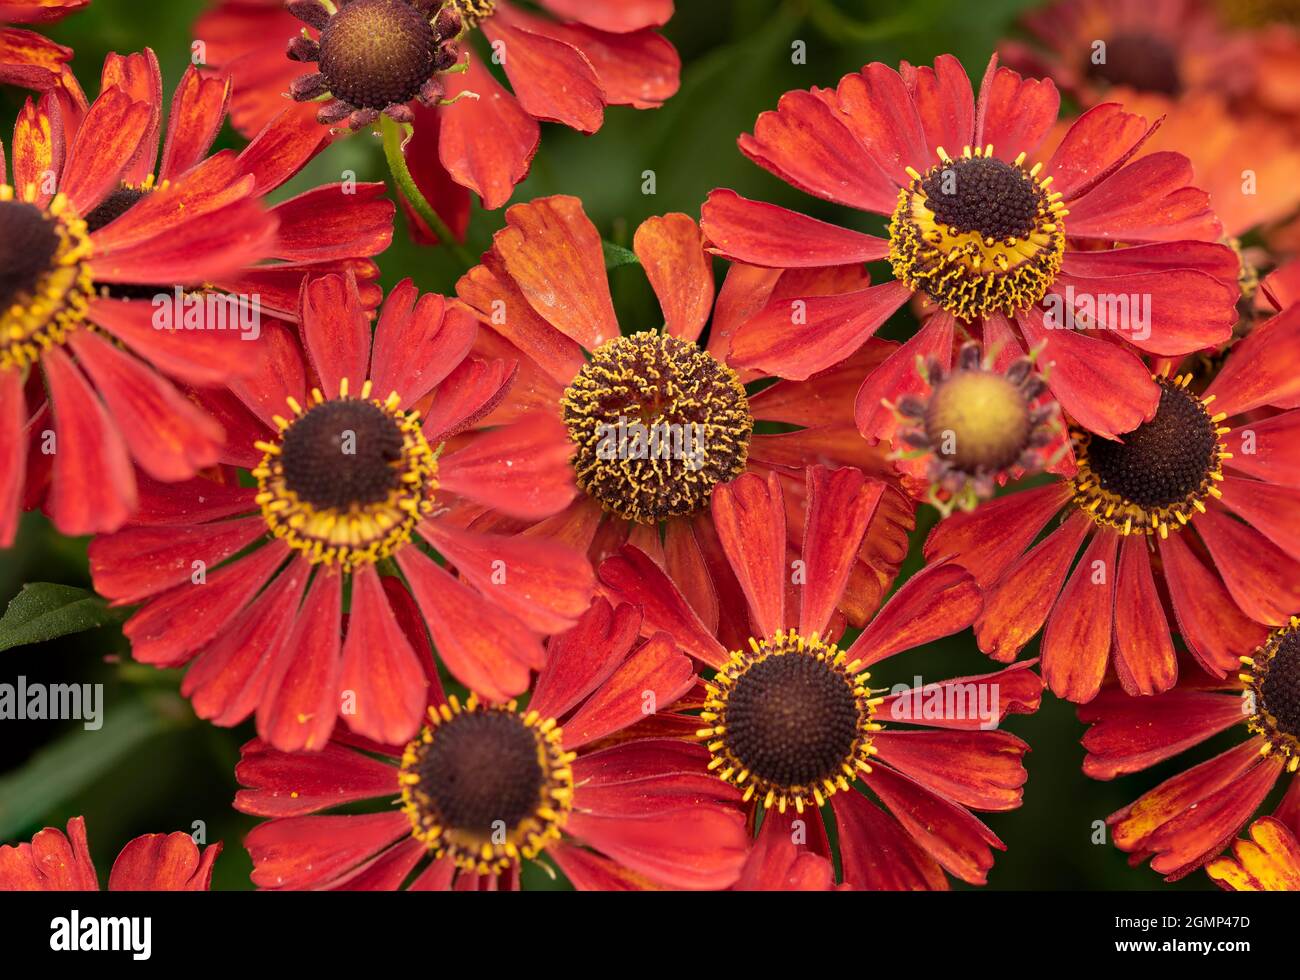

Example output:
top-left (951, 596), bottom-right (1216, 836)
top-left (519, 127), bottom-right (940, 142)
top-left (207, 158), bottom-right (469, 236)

top-left (0, 0), bottom-right (86, 93)
top-left (1206, 817), bottom-right (1300, 891)
top-left (454, 194), bottom-right (917, 650)
top-left (89, 273), bottom-right (595, 752)
top-left (1080, 617), bottom-right (1300, 880)
top-left (599, 464), bottom-right (1044, 889)
top-left (1000, 0), bottom-right (1253, 106)
top-left (235, 597), bottom-right (749, 891)
top-left (925, 279), bottom-right (1300, 702)
top-left (193, 0), bottom-right (680, 218)
top-left (0, 816), bottom-right (220, 890)
top-left (698, 53), bottom-right (1240, 443)
top-left (1, 72), bottom-right (284, 544)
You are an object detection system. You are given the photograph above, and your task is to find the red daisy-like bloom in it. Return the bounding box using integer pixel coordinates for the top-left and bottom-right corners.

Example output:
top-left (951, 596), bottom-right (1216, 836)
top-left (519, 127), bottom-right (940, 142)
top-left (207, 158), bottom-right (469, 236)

top-left (193, 0), bottom-right (679, 223)
top-left (0, 816), bottom-right (220, 890)
top-left (1206, 817), bottom-right (1300, 890)
top-left (89, 272), bottom-right (595, 752)
top-left (924, 275), bottom-right (1300, 703)
top-left (698, 53), bottom-right (1241, 444)
top-left (1080, 615), bottom-right (1300, 880)
top-left (1000, 0), bottom-right (1253, 105)
top-left (598, 464), bottom-right (1044, 889)
top-left (0, 0), bottom-right (86, 93)
top-left (235, 596), bottom-right (749, 890)
top-left (454, 194), bottom-right (917, 652)
top-left (1, 76), bottom-right (284, 545)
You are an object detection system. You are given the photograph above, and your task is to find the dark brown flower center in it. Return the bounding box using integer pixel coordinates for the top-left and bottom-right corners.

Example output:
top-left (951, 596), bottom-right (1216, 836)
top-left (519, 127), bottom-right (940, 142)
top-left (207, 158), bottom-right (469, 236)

top-left (412, 709), bottom-right (545, 834)
top-left (0, 200), bottom-right (60, 310)
top-left (922, 156), bottom-right (1042, 241)
top-left (1085, 33), bottom-right (1182, 96)
top-left (723, 651), bottom-right (862, 789)
top-left (1085, 381), bottom-right (1217, 509)
top-left (280, 399), bottom-right (406, 510)
top-left (562, 332), bottom-right (752, 525)
top-left (1262, 632), bottom-right (1300, 739)
top-left (318, 0), bottom-right (437, 111)
top-left (83, 186), bottom-right (148, 233)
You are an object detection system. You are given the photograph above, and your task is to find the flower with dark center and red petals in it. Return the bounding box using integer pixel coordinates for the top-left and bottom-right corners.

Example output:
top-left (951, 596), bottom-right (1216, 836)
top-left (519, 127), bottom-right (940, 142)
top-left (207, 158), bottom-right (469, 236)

top-left (88, 273), bottom-right (595, 752)
top-left (454, 195), bottom-right (919, 652)
top-left (598, 464), bottom-right (1044, 889)
top-left (193, 0), bottom-right (679, 224)
top-left (1079, 616), bottom-right (1300, 880)
top-left (699, 53), bottom-right (1241, 446)
top-left (924, 273), bottom-right (1300, 703)
top-left (0, 0), bottom-right (85, 93)
top-left (234, 597), bottom-right (749, 890)
top-left (0, 816), bottom-right (220, 890)
top-left (1206, 817), bottom-right (1300, 890)
top-left (890, 340), bottom-right (1066, 512)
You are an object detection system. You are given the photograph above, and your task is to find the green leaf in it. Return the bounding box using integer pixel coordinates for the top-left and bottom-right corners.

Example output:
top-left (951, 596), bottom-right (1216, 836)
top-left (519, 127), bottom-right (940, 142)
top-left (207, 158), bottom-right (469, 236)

top-left (603, 240), bottom-right (640, 270)
top-left (0, 583), bottom-right (128, 653)
top-left (0, 697), bottom-right (172, 840)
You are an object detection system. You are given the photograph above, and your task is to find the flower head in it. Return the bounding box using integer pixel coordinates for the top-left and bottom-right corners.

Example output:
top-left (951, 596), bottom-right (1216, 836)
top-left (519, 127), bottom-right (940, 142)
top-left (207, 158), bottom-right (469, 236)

top-left (235, 597), bottom-right (749, 890)
top-left (599, 464), bottom-right (1044, 889)
top-left (455, 195), bottom-right (919, 648)
top-left (194, 0), bottom-right (680, 212)
top-left (700, 53), bottom-right (1240, 443)
top-left (0, 816), bottom-right (220, 890)
top-left (925, 287), bottom-right (1300, 702)
top-left (89, 273), bottom-right (595, 751)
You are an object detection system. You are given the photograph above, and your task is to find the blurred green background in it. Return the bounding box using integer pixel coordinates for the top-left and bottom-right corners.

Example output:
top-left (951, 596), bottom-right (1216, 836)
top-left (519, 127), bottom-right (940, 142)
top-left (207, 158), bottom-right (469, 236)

top-left (0, 0), bottom-right (1264, 890)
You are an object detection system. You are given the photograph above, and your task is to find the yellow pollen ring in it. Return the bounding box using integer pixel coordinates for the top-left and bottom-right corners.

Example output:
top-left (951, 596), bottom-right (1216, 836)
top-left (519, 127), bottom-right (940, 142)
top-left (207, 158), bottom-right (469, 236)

top-left (252, 379), bottom-right (439, 570)
top-left (398, 694), bottom-right (576, 876)
top-left (0, 185), bottom-right (95, 376)
top-left (887, 145), bottom-right (1067, 322)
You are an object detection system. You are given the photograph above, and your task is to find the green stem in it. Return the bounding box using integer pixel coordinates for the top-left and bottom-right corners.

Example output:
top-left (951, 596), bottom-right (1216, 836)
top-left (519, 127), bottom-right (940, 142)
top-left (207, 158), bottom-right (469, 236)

top-left (379, 114), bottom-right (476, 268)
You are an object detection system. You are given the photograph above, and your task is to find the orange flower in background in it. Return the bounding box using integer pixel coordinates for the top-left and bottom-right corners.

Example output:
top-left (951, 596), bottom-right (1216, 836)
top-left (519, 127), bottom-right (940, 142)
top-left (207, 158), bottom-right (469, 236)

top-left (1080, 617), bottom-right (1300, 880)
top-left (1207, 817), bottom-right (1300, 891)
top-left (924, 271), bottom-right (1300, 703)
top-left (454, 194), bottom-right (917, 652)
top-left (699, 53), bottom-right (1240, 448)
top-left (234, 597), bottom-right (749, 891)
top-left (89, 273), bottom-right (595, 752)
top-left (599, 465), bottom-right (1043, 890)
top-left (0, 816), bottom-right (220, 890)
top-left (193, 0), bottom-right (680, 231)
top-left (0, 0), bottom-right (86, 93)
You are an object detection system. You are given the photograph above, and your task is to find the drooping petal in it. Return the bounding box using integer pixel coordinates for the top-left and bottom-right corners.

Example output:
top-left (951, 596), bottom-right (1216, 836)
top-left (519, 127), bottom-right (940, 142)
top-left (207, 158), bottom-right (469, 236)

top-left (1040, 528), bottom-right (1117, 703)
top-left (798, 465), bottom-right (883, 637)
top-left (700, 189), bottom-right (889, 268)
top-left (846, 562), bottom-right (982, 667)
top-left (710, 472), bottom-right (787, 638)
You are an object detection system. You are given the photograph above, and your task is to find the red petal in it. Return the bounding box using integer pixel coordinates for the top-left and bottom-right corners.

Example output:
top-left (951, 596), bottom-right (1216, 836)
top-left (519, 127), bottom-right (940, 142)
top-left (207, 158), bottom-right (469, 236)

top-left (1045, 102), bottom-right (1153, 200)
top-left (598, 545), bottom-right (728, 668)
top-left (370, 285), bottom-right (473, 408)
top-left (854, 311), bottom-right (953, 442)
top-left (565, 806), bottom-right (748, 890)
top-left (634, 212), bottom-right (713, 341)
top-left (300, 272), bottom-right (370, 395)
top-left (738, 89), bottom-right (899, 213)
top-left (832, 788), bottom-right (947, 890)
top-left (270, 182), bottom-right (394, 263)
top-left (730, 280), bottom-right (911, 380)
top-left (1112, 534), bottom-right (1177, 696)
top-left (158, 66), bottom-right (229, 181)
top-left (531, 598), bottom-right (642, 720)
top-left (339, 565), bottom-right (427, 746)
top-left (437, 413), bottom-right (578, 520)
top-left (974, 59), bottom-right (1059, 162)
top-left (438, 57), bottom-right (540, 210)
top-left (710, 471), bottom-right (787, 638)
top-left (846, 562), bottom-right (982, 667)
top-left (700, 188), bottom-right (889, 268)
top-left (975, 511), bottom-right (1089, 662)
top-left (1194, 508), bottom-right (1300, 625)
top-left (834, 62), bottom-right (931, 181)
top-left (798, 465), bottom-right (883, 637)
top-left (871, 730), bottom-right (1029, 811)
top-left (1204, 305), bottom-right (1300, 417)
top-left (1081, 687), bottom-right (1247, 780)
top-left (483, 14), bottom-right (604, 133)
top-left (1040, 528), bottom-right (1117, 703)
top-left (257, 566), bottom-right (343, 752)
top-left (1065, 152), bottom-right (1220, 242)
top-left (41, 346), bottom-right (136, 535)
top-left (1017, 302), bottom-right (1159, 440)
top-left (923, 481), bottom-right (1071, 585)
top-left (538, 0), bottom-right (672, 32)
top-left (60, 86), bottom-right (152, 214)
top-left (900, 54), bottom-right (973, 162)
top-left (395, 544), bottom-right (542, 702)
top-left (245, 812), bottom-right (408, 890)
top-left (1226, 410), bottom-right (1300, 487)
top-left (107, 833), bottom-right (219, 891)
top-left (0, 369), bottom-right (28, 547)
